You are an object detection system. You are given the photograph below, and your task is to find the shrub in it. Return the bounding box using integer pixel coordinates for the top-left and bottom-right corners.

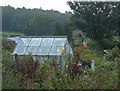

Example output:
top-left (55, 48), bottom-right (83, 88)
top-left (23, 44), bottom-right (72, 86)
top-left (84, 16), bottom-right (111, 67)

top-left (87, 39), bottom-right (101, 50)
top-left (111, 46), bottom-right (120, 60)
top-left (2, 54), bottom-right (20, 89)
top-left (80, 49), bottom-right (95, 60)
top-left (2, 43), bottom-right (119, 89)
top-left (102, 38), bottom-right (115, 49)
top-left (2, 38), bottom-right (16, 52)
top-left (73, 47), bottom-right (81, 62)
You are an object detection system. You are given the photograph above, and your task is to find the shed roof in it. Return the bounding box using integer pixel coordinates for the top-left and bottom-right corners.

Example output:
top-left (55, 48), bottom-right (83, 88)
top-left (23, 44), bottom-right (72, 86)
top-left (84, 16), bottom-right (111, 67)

top-left (13, 36), bottom-right (72, 56)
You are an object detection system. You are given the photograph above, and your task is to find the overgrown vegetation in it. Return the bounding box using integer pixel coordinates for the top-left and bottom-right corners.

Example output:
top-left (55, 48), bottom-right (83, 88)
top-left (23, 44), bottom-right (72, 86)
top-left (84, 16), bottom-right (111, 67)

top-left (2, 38), bottom-right (119, 89)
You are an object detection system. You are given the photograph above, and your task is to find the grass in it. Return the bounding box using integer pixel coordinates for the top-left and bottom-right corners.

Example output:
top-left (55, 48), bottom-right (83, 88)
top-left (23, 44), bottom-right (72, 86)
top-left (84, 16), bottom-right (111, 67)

top-left (0, 32), bottom-right (24, 37)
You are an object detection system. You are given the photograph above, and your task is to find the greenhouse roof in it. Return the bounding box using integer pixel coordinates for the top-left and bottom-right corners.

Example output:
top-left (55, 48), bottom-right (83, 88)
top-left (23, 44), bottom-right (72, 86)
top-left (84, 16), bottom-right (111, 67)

top-left (13, 36), bottom-right (72, 56)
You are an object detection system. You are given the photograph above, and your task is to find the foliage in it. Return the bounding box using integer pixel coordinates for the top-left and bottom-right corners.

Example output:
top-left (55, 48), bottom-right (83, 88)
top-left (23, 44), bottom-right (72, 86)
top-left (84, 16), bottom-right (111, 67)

top-left (105, 50), bottom-right (114, 61)
top-left (2, 36), bottom-right (119, 89)
top-left (68, 1), bottom-right (119, 49)
top-left (94, 60), bottom-right (118, 88)
top-left (24, 13), bottom-right (62, 36)
top-left (103, 46), bottom-right (120, 61)
top-left (73, 47), bottom-right (81, 62)
top-left (2, 38), bottom-right (16, 53)
top-left (111, 46), bottom-right (120, 59)
top-left (63, 22), bottom-right (74, 42)
top-left (2, 50), bottom-right (119, 89)
top-left (87, 38), bottom-right (102, 50)
top-left (51, 21), bottom-right (63, 36)
top-left (81, 49), bottom-right (94, 60)
top-left (2, 53), bottom-right (20, 89)
top-left (2, 6), bottom-right (72, 34)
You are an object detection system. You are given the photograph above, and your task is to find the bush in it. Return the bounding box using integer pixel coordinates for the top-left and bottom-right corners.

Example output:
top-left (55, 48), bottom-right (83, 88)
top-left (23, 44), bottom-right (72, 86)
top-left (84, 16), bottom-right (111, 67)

top-left (73, 47), bottom-right (81, 62)
top-left (2, 54), bottom-right (20, 89)
top-left (106, 50), bottom-right (113, 61)
top-left (111, 46), bottom-right (119, 57)
top-left (102, 38), bottom-right (115, 49)
top-left (2, 38), bottom-right (16, 52)
top-left (87, 39), bottom-right (101, 50)
top-left (2, 42), bottom-right (119, 89)
top-left (80, 49), bottom-right (96, 60)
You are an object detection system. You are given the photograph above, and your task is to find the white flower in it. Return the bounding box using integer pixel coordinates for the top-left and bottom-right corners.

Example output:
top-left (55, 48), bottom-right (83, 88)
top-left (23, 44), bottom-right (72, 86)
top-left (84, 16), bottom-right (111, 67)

top-left (104, 50), bottom-right (106, 52)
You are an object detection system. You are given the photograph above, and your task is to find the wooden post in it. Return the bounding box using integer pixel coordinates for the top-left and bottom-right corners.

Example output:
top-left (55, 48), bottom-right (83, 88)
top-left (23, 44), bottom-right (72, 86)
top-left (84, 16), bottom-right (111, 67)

top-left (60, 56), bottom-right (63, 73)
top-left (14, 54), bottom-right (18, 79)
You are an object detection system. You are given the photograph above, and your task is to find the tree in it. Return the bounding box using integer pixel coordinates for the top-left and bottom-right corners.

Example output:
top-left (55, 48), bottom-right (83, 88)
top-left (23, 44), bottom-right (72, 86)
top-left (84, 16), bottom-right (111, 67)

top-left (2, 6), bottom-right (72, 34)
top-left (68, 1), bottom-right (119, 48)
top-left (24, 13), bottom-right (62, 36)
top-left (63, 22), bottom-right (74, 42)
top-left (52, 22), bottom-right (63, 36)
top-left (2, 6), bottom-right (15, 31)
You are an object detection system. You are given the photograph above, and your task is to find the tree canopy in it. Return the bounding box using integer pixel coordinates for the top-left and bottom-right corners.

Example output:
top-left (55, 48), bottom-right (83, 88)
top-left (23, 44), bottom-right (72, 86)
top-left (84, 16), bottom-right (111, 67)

top-left (68, 1), bottom-right (120, 48)
top-left (2, 6), bottom-right (72, 35)
top-left (24, 13), bottom-right (62, 36)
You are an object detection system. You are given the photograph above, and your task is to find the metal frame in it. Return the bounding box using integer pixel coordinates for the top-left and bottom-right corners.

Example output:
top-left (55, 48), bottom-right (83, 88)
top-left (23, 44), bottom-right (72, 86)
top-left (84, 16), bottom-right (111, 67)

top-left (20, 36), bottom-right (67, 38)
top-left (13, 36), bottom-right (72, 56)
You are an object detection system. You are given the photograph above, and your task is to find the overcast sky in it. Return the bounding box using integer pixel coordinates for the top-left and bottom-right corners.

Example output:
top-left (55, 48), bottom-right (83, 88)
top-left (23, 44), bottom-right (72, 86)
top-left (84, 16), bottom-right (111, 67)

top-left (0, 0), bottom-right (73, 13)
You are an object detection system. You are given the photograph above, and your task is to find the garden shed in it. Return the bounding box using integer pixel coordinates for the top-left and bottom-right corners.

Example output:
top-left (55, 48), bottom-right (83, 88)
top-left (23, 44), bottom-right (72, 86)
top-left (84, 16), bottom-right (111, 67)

top-left (12, 36), bottom-right (73, 68)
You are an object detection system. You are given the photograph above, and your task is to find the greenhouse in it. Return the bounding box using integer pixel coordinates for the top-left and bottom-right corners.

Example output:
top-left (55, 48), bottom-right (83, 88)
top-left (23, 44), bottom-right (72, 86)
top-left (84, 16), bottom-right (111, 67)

top-left (12, 36), bottom-right (73, 68)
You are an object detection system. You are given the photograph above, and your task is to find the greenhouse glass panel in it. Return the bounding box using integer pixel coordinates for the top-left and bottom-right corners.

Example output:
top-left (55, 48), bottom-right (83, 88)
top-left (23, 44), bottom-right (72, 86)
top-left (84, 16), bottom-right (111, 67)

top-left (66, 44), bottom-right (73, 54)
top-left (66, 44), bottom-right (70, 53)
top-left (21, 38), bottom-right (31, 46)
top-left (13, 39), bottom-right (27, 55)
top-left (29, 38), bottom-right (43, 46)
top-left (49, 46), bottom-right (63, 55)
top-left (70, 46), bottom-right (73, 54)
top-left (52, 38), bottom-right (67, 46)
top-left (13, 46), bottom-right (27, 55)
top-left (25, 46), bottom-right (39, 55)
top-left (37, 46), bottom-right (51, 55)
top-left (12, 36), bottom-right (72, 57)
top-left (40, 38), bottom-right (54, 46)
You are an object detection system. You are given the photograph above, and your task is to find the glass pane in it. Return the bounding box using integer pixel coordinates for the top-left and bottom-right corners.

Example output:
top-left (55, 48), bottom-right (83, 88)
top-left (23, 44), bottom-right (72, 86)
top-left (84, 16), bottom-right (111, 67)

top-left (49, 46), bottom-right (62, 55)
top-left (13, 39), bottom-right (27, 55)
top-left (13, 37), bottom-right (70, 56)
top-left (52, 38), bottom-right (67, 46)
top-left (21, 38), bottom-right (31, 46)
top-left (25, 46), bottom-right (39, 55)
top-left (37, 46), bottom-right (51, 55)
top-left (70, 46), bottom-right (73, 54)
top-left (41, 38), bottom-right (54, 46)
top-left (66, 44), bottom-right (70, 53)
top-left (66, 44), bottom-right (73, 54)
top-left (29, 38), bottom-right (43, 46)
top-left (13, 46), bottom-right (27, 55)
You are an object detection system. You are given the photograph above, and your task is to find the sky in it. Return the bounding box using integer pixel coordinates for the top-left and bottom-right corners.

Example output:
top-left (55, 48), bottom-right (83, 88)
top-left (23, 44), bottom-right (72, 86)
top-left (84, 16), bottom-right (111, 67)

top-left (0, 0), bottom-right (72, 13)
